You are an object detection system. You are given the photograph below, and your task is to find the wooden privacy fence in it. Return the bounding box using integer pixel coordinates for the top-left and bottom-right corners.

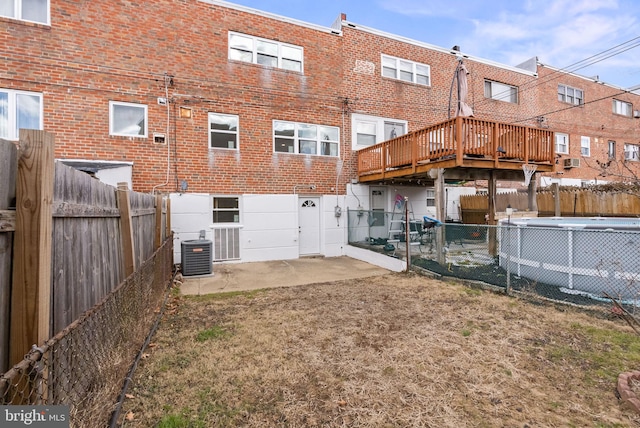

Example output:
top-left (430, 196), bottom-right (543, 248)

top-left (460, 187), bottom-right (640, 223)
top-left (0, 130), bottom-right (171, 375)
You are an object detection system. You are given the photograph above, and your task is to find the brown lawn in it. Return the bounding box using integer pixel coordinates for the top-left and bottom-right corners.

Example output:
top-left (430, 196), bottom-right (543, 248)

top-left (120, 272), bottom-right (640, 427)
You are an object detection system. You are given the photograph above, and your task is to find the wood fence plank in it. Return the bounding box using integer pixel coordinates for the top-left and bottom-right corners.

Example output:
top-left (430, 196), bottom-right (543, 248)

top-left (10, 130), bottom-right (55, 365)
top-left (117, 183), bottom-right (136, 277)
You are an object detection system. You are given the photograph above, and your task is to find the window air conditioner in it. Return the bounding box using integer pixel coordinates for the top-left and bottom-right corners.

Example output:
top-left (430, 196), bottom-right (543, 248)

top-left (634, 110), bottom-right (640, 118)
top-left (563, 158), bottom-right (580, 168)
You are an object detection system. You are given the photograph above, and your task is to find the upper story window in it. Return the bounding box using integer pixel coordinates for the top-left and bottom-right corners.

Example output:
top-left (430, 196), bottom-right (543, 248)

top-left (209, 113), bottom-right (238, 150)
top-left (352, 114), bottom-right (407, 150)
top-left (109, 101), bottom-right (147, 138)
top-left (0, 88), bottom-right (43, 140)
top-left (558, 84), bottom-right (583, 105)
top-left (624, 143), bottom-right (639, 161)
top-left (484, 80), bottom-right (518, 103)
top-left (381, 54), bottom-right (430, 86)
top-left (580, 136), bottom-right (590, 157)
top-left (229, 32), bottom-right (303, 73)
top-left (613, 99), bottom-right (632, 117)
top-left (274, 120), bottom-right (339, 157)
top-left (0, 0), bottom-right (49, 24)
top-left (555, 132), bottom-right (569, 154)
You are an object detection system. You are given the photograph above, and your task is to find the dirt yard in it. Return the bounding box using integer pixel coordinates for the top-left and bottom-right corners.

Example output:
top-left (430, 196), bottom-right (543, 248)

top-left (120, 272), bottom-right (640, 427)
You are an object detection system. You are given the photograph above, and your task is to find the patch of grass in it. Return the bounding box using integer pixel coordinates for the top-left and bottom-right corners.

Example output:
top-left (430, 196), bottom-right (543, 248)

top-left (461, 329), bottom-right (472, 337)
top-left (195, 325), bottom-right (230, 342)
top-left (157, 410), bottom-right (206, 428)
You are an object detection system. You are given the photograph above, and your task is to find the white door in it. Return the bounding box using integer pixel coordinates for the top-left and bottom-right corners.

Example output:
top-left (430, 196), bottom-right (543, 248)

top-left (369, 187), bottom-right (387, 240)
top-left (299, 197), bottom-right (320, 255)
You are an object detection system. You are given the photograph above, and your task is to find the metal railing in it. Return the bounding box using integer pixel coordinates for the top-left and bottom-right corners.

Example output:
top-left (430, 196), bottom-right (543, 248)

top-left (348, 210), bottom-right (640, 311)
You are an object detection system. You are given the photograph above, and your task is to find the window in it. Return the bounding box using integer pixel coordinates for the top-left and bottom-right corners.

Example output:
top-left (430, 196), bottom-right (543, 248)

top-left (613, 99), bottom-right (632, 117)
top-left (109, 101), bottom-right (147, 137)
top-left (208, 113), bottom-right (238, 150)
top-left (608, 140), bottom-right (616, 159)
top-left (555, 132), bottom-right (569, 154)
top-left (580, 136), bottom-right (590, 157)
top-left (426, 189), bottom-right (436, 207)
top-left (229, 32), bottom-right (303, 72)
top-left (351, 114), bottom-right (407, 149)
top-left (273, 120), bottom-right (339, 156)
top-left (0, 88), bottom-right (43, 140)
top-left (381, 54), bottom-right (430, 86)
top-left (557, 84), bottom-right (583, 105)
top-left (212, 197), bottom-right (239, 223)
top-left (624, 144), bottom-right (639, 161)
top-left (0, 0), bottom-right (49, 24)
top-left (484, 80), bottom-right (518, 103)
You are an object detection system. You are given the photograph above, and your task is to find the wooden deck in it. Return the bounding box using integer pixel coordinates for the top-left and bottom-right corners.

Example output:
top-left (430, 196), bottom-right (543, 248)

top-left (357, 117), bottom-right (555, 183)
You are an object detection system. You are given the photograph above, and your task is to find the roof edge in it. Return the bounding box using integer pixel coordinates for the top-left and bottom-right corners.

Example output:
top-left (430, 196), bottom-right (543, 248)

top-left (342, 20), bottom-right (538, 78)
top-left (198, 0), bottom-right (342, 35)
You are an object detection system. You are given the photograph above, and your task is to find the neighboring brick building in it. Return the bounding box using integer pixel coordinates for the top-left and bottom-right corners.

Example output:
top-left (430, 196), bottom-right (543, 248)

top-left (2, 0), bottom-right (639, 263)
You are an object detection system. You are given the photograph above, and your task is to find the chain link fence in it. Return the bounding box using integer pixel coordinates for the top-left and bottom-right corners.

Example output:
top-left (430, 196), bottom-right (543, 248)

top-left (348, 210), bottom-right (640, 312)
top-left (0, 238), bottom-right (173, 427)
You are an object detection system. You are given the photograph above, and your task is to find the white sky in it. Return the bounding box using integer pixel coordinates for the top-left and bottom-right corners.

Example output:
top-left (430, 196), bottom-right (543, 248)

top-left (225, 0), bottom-right (640, 89)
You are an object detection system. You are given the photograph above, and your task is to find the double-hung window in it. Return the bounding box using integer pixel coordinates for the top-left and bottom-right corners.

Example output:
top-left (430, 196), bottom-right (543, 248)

top-left (0, 0), bottom-right (49, 24)
top-left (352, 114), bottom-right (407, 149)
top-left (381, 55), bottom-right (430, 86)
top-left (580, 136), bottom-right (590, 157)
top-left (613, 99), bottom-right (632, 117)
top-left (555, 132), bottom-right (569, 155)
top-left (484, 80), bottom-right (518, 103)
top-left (274, 121), bottom-right (339, 156)
top-left (624, 144), bottom-right (639, 161)
top-left (109, 101), bottom-right (147, 137)
top-left (229, 32), bottom-right (303, 72)
top-left (0, 89), bottom-right (43, 140)
top-left (209, 113), bottom-right (239, 150)
top-left (557, 84), bottom-right (583, 105)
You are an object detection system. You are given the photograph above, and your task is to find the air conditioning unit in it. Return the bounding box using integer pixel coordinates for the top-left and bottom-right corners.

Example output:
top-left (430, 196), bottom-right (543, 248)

top-left (181, 238), bottom-right (213, 276)
top-left (634, 110), bottom-right (640, 118)
top-left (563, 158), bottom-right (580, 168)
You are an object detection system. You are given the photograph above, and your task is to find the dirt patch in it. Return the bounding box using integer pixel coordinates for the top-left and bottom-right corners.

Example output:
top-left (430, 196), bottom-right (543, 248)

top-left (120, 273), bottom-right (640, 427)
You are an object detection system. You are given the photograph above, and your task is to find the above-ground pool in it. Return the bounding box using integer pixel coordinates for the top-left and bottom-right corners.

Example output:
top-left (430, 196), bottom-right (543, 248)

top-left (499, 217), bottom-right (640, 303)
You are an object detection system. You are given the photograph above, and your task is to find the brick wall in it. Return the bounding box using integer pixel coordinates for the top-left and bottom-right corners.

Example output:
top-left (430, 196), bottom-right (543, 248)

top-left (1, 0), bottom-right (639, 194)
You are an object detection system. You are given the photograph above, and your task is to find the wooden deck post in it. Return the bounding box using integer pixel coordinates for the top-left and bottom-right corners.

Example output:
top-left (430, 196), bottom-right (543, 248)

top-left (117, 183), bottom-right (136, 277)
top-left (9, 130), bottom-right (55, 366)
top-left (455, 117), bottom-right (463, 167)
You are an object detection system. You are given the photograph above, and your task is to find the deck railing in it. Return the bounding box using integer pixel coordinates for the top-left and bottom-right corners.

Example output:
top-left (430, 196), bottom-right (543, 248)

top-left (358, 117), bottom-right (554, 177)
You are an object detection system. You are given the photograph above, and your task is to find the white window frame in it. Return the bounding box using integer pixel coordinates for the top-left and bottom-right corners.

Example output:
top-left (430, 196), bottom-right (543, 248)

top-left (580, 136), bottom-right (590, 157)
top-left (613, 99), bottom-right (632, 117)
top-left (0, 0), bottom-right (50, 24)
top-left (555, 132), bottom-right (569, 155)
top-left (208, 113), bottom-right (239, 150)
top-left (425, 189), bottom-right (436, 207)
top-left (212, 196), bottom-right (240, 224)
top-left (109, 101), bottom-right (148, 138)
top-left (0, 88), bottom-right (44, 140)
top-left (381, 54), bottom-right (430, 86)
top-left (624, 144), bottom-right (639, 161)
top-left (273, 120), bottom-right (340, 157)
top-left (484, 79), bottom-right (518, 103)
top-left (351, 113), bottom-right (408, 150)
top-left (557, 84), bottom-right (583, 105)
top-left (228, 32), bottom-right (303, 73)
